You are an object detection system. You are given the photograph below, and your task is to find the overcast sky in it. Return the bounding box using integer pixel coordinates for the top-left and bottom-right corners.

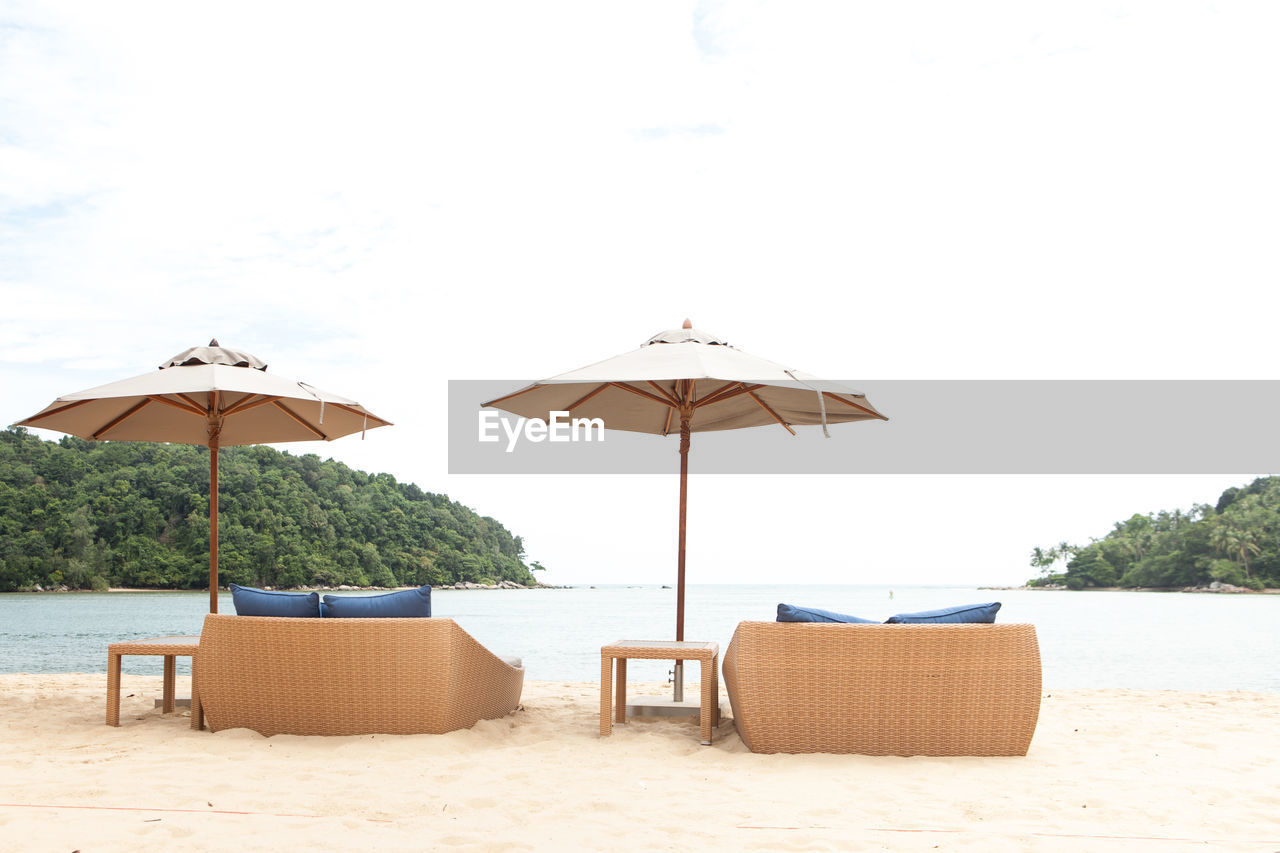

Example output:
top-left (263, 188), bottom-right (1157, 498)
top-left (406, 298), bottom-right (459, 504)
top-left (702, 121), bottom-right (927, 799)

top-left (2, 2), bottom-right (1277, 586)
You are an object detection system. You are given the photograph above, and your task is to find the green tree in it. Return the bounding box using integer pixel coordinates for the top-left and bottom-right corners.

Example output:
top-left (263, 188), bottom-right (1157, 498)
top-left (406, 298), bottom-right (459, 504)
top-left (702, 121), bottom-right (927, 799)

top-left (1209, 518), bottom-right (1260, 580)
top-left (0, 427), bottom-right (539, 591)
top-left (1026, 477), bottom-right (1280, 589)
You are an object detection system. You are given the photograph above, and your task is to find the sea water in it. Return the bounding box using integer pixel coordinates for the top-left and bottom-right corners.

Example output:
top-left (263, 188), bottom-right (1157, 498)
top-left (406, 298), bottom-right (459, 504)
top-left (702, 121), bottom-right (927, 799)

top-left (1, 585), bottom-right (1277, 692)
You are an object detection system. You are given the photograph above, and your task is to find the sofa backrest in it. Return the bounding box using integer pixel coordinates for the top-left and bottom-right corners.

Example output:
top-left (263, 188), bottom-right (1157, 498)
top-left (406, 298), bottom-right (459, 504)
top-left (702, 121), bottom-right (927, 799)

top-left (723, 621), bottom-right (1042, 755)
top-left (196, 613), bottom-right (522, 736)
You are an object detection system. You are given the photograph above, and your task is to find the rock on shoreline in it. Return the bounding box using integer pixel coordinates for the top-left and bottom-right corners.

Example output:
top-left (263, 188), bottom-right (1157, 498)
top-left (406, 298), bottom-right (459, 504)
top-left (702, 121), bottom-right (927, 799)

top-left (318, 582), bottom-right (558, 591)
top-left (434, 581), bottom-right (549, 591)
top-left (1181, 581), bottom-right (1263, 594)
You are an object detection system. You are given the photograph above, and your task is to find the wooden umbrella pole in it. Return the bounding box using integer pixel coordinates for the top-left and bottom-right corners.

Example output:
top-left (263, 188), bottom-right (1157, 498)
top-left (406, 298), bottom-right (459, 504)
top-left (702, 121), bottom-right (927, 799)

top-left (208, 405), bottom-right (222, 614)
top-left (674, 413), bottom-right (691, 702)
top-left (209, 441), bottom-right (219, 614)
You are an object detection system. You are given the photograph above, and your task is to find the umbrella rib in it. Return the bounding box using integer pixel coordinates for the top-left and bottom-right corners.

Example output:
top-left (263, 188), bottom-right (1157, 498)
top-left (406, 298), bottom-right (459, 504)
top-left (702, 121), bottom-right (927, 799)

top-left (176, 393), bottom-right (210, 414)
top-left (745, 390), bottom-right (797, 435)
top-left (146, 395), bottom-right (209, 418)
top-left (644, 381), bottom-right (682, 408)
top-left (271, 400), bottom-right (327, 439)
top-left (19, 398), bottom-right (94, 424)
top-left (823, 392), bottom-right (888, 420)
top-left (693, 383), bottom-right (764, 409)
top-left (92, 398), bottom-right (153, 440)
top-left (609, 382), bottom-right (679, 409)
top-left (566, 384), bottom-right (610, 412)
top-left (324, 401), bottom-right (392, 426)
top-left (482, 385), bottom-right (542, 407)
top-left (662, 406), bottom-right (674, 436)
top-left (689, 380), bottom-right (737, 407)
top-left (219, 395), bottom-right (278, 418)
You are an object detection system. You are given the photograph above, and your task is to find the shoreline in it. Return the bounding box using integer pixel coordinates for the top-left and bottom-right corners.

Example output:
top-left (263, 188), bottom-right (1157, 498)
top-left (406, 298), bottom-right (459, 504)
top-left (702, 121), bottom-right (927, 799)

top-left (17, 582), bottom-right (1276, 595)
top-left (3, 674), bottom-right (1279, 851)
top-left (984, 584), bottom-right (1280, 595)
top-left (22, 578), bottom-right (563, 591)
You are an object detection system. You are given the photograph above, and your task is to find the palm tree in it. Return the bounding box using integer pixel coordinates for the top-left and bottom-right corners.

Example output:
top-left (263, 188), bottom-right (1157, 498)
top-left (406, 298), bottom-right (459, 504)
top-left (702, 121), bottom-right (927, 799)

top-left (1056, 540), bottom-right (1075, 569)
top-left (1210, 522), bottom-right (1260, 579)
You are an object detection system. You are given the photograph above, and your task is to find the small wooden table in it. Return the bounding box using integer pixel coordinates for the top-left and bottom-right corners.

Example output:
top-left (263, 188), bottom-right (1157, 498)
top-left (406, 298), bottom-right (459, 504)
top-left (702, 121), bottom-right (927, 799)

top-left (600, 640), bottom-right (720, 745)
top-left (106, 635), bottom-right (202, 728)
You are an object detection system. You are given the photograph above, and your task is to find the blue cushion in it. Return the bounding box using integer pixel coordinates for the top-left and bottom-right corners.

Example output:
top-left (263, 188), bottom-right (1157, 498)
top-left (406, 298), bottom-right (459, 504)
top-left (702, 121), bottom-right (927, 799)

top-left (229, 583), bottom-right (322, 618)
top-left (885, 602), bottom-right (1001, 624)
top-left (777, 603), bottom-right (877, 623)
top-left (322, 586), bottom-right (432, 618)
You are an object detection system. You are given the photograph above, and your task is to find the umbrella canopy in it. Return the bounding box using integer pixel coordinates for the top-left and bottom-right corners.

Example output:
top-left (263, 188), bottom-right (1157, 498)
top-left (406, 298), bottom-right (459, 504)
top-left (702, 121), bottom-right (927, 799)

top-left (483, 321), bottom-right (885, 698)
top-left (18, 340), bottom-right (392, 611)
top-left (483, 323), bottom-right (884, 435)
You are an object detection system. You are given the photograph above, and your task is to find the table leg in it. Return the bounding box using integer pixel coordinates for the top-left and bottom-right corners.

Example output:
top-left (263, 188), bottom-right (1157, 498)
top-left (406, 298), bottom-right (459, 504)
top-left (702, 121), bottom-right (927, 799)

top-left (191, 664), bottom-right (204, 731)
top-left (162, 655), bottom-right (176, 713)
top-left (712, 653), bottom-right (721, 728)
top-left (614, 658), bottom-right (626, 724)
top-left (699, 655), bottom-right (714, 745)
top-left (600, 652), bottom-right (613, 736)
top-left (106, 651), bottom-right (122, 726)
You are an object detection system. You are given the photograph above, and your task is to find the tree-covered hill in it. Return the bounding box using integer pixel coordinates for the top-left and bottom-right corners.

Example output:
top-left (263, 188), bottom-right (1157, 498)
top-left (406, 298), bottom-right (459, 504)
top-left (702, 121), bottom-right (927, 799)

top-left (0, 427), bottom-right (538, 592)
top-left (1028, 476), bottom-right (1280, 590)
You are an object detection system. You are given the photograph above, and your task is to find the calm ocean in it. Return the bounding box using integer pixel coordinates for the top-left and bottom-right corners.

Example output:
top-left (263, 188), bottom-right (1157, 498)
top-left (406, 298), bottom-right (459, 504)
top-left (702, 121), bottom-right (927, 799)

top-left (2, 585), bottom-right (1277, 692)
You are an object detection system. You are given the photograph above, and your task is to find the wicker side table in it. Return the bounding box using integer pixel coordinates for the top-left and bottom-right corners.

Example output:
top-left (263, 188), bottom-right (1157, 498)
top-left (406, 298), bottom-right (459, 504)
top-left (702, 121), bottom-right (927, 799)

top-left (106, 635), bottom-right (202, 728)
top-left (600, 640), bottom-right (720, 745)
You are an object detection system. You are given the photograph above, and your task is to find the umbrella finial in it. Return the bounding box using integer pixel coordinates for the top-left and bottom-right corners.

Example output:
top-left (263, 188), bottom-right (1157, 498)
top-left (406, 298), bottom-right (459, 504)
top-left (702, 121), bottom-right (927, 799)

top-left (645, 322), bottom-right (726, 347)
top-left (209, 338), bottom-right (220, 347)
top-left (682, 319), bottom-right (692, 329)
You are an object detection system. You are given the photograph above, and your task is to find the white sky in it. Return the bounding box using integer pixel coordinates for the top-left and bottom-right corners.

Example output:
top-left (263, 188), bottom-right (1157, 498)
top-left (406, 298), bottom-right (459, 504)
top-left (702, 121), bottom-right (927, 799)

top-left (2, 2), bottom-right (1276, 586)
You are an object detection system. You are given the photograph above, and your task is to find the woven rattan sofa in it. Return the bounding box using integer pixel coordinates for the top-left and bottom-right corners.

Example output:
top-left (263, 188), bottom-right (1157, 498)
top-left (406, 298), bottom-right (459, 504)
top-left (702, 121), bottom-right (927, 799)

top-left (722, 622), bottom-right (1041, 755)
top-left (193, 613), bottom-right (524, 736)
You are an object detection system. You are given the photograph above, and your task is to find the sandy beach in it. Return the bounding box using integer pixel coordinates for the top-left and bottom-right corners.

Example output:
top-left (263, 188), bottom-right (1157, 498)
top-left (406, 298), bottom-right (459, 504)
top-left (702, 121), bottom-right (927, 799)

top-left (2, 675), bottom-right (1279, 852)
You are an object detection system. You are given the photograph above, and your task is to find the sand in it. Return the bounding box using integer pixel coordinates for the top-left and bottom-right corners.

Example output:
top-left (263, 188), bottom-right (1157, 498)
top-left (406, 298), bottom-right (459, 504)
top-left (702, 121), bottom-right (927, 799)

top-left (2, 675), bottom-right (1279, 852)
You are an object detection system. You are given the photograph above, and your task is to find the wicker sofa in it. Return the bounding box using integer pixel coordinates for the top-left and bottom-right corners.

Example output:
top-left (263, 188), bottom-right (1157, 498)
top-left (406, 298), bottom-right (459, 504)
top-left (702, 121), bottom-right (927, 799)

top-left (722, 622), bottom-right (1041, 756)
top-left (193, 613), bottom-right (524, 736)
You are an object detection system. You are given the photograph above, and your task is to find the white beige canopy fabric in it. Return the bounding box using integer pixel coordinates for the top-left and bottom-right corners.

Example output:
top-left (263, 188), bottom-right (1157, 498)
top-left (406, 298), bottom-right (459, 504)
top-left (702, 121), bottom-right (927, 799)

top-left (18, 340), bottom-right (392, 612)
top-left (484, 324), bottom-right (884, 435)
top-left (483, 321), bottom-right (885, 701)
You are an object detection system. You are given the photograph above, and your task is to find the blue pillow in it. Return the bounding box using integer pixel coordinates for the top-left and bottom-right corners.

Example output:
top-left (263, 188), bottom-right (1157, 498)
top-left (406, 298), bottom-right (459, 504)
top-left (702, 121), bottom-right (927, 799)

top-left (322, 586), bottom-right (432, 618)
top-left (885, 602), bottom-right (1001, 624)
top-left (777, 603), bottom-right (877, 623)
top-left (230, 583), bottom-right (322, 618)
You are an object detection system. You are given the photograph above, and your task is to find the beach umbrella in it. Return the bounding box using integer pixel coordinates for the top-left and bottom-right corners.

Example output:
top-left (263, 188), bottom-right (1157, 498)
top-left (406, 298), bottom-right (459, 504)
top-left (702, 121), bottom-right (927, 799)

top-left (483, 320), bottom-right (886, 699)
top-left (17, 340), bottom-right (391, 612)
